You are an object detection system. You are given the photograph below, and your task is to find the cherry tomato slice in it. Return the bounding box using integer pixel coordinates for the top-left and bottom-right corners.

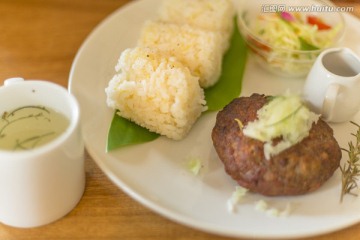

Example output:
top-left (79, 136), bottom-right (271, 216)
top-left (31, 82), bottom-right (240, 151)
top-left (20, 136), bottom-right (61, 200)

top-left (307, 15), bottom-right (332, 30)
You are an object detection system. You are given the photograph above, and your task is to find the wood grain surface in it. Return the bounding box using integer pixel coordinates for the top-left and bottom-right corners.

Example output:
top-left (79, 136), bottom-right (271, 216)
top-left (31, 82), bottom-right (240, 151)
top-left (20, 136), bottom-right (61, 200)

top-left (0, 0), bottom-right (359, 239)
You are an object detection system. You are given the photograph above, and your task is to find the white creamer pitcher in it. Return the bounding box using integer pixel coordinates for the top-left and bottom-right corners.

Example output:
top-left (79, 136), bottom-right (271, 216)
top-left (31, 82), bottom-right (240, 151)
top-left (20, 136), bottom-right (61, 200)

top-left (303, 47), bottom-right (360, 123)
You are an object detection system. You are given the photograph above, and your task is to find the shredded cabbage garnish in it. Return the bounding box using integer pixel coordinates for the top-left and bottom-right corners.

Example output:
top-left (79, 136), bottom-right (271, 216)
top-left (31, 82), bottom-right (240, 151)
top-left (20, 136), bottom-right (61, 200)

top-left (255, 200), bottom-right (292, 217)
top-left (187, 158), bottom-right (202, 175)
top-left (225, 188), bottom-right (292, 217)
top-left (234, 118), bottom-right (244, 130)
top-left (254, 199), bottom-right (269, 212)
top-left (227, 186), bottom-right (249, 213)
top-left (243, 94), bottom-right (319, 159)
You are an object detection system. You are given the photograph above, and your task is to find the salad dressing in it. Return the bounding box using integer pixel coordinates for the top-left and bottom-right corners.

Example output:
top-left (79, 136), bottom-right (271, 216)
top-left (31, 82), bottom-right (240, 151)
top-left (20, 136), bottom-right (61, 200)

top-left (0, 105), bottom-right (69, 151)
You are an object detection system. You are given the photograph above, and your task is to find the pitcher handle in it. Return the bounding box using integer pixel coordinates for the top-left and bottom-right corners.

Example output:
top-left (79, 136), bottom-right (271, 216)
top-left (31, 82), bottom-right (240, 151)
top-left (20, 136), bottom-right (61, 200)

top-left (322, 83), bottom-right (339, 122)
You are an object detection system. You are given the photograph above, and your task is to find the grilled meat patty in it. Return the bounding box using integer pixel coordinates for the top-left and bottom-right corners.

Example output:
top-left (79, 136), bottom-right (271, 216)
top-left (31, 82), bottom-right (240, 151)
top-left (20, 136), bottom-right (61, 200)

top-left (212, 94), bottom-right (342, 196)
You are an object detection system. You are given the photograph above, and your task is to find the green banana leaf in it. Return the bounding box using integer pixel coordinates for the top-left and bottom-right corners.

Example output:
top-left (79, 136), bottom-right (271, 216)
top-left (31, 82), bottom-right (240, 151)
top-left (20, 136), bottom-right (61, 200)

top-left (204, 17), bottom-right (248, 112)
top-left (106, 17), bottom-right (248, 152)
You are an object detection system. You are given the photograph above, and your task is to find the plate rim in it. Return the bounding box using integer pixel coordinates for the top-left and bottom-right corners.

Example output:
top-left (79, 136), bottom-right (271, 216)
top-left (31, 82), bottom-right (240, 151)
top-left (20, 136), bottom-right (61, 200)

top-left (68, 0), bottom-right (360, 238)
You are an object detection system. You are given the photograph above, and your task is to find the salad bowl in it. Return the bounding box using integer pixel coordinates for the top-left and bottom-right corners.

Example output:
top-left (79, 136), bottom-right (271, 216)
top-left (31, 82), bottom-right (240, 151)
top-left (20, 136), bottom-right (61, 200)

top-left (237, 0), bottom-right (345, 77)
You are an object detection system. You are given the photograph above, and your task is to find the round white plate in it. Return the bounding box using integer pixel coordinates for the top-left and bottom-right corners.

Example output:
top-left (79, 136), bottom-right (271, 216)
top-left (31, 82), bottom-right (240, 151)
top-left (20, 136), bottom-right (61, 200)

top-left (69, 0), bottom-right (360, 239)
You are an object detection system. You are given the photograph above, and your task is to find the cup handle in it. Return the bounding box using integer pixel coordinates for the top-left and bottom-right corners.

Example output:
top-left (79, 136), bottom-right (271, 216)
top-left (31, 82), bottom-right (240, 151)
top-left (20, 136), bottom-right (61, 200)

top-left (322, 83), bottom-right (340, 121)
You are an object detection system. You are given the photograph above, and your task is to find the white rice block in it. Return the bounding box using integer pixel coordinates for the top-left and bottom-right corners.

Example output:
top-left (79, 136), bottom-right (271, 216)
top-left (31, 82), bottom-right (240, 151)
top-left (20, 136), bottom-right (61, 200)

top-left (138, 20), bottom-right (223, 88)
top-left (105, 47), bottom-right (206, 140)
top-left (158, 0), bottom-right (235, 51)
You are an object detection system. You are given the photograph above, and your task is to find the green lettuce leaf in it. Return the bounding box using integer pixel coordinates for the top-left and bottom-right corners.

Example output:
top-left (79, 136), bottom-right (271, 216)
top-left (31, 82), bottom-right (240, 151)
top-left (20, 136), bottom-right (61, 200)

top-left (106, 16), bottom-right (248, 152)
top-left (299, 37), bottom-right (319, 51)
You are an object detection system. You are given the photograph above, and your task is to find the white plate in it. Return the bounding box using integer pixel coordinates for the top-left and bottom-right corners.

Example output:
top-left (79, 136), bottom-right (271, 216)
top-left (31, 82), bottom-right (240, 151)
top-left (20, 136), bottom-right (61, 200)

top-left (69, 0), bottom-right (360, 239)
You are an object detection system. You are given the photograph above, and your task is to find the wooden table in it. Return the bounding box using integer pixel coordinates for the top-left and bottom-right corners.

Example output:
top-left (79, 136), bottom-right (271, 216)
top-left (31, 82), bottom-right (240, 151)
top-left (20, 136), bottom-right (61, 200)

top-left (0, 0), bottom-right (359, 239)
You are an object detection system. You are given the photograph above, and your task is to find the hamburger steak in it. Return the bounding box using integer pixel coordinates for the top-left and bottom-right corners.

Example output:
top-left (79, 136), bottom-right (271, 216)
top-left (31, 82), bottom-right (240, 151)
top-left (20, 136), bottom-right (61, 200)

top-left (212, 94), bottom-right (342, 196)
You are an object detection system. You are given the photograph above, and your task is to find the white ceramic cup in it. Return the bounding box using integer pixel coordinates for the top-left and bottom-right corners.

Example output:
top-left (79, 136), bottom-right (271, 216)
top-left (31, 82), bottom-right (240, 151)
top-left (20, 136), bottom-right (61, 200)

top-left (303, 48), bottom-right (360, 123)
top-left (0, 78), bottom-right (85, 228)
